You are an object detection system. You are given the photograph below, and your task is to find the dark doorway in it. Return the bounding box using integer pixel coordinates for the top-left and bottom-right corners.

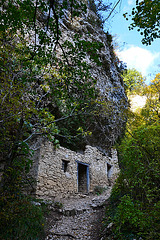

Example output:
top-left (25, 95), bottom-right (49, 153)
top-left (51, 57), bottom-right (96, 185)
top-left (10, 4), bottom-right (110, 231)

top-left (77, 162), bottom-right (89, 193)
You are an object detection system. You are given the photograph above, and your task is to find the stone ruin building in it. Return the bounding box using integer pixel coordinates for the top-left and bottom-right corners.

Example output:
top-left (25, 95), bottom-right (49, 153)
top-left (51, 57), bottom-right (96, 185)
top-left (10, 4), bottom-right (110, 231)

top-left (31, 142), bottom-right (119, 200)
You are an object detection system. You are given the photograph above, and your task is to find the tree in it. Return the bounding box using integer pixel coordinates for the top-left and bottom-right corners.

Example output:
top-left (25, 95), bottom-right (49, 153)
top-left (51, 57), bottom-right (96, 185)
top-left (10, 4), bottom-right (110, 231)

top-left (149, 73), bottom-right (160, 100)
top-left (124, 0), bottom-right (160, 45)
top-left (110, 123), bottom-right (160, 240)
top-left (141, 73), bottom-right (160, 123)
top-left (122, 68), bottom-right (146, 94)
top-left (88, 0), bottom-right (112, 28)
top-left (104, 74), bottom-right (160, 239)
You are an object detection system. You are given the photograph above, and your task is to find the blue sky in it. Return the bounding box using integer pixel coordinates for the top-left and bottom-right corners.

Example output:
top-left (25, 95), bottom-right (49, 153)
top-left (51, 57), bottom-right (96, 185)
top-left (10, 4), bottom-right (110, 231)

top-left (101, 0), bottom-right (160, 84)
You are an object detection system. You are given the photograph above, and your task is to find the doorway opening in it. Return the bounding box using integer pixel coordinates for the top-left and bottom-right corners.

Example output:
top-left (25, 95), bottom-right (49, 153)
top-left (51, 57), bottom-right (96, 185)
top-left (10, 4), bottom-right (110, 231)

top-left (77, 162), bottom-right (89, 193)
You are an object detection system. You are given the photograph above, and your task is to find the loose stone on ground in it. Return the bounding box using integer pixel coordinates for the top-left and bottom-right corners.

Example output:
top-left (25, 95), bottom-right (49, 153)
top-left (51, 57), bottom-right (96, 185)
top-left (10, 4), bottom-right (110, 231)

top-left (45, 188), bottom-right (111, 240)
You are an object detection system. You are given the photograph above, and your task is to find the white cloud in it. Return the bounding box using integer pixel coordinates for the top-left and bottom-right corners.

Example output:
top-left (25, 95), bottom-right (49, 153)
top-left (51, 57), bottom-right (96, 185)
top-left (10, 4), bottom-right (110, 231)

top-left (123, 1), bottom-right (134, 14)
top-left (117, 46), bottom-right (160, 77)
top-left (128, 0), bottom-right (134, 5)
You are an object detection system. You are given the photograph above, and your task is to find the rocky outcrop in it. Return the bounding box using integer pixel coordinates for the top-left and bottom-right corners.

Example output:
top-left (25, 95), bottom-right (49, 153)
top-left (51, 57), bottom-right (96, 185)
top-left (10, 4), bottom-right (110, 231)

top-left (58, 6), bottom-right (128, 153)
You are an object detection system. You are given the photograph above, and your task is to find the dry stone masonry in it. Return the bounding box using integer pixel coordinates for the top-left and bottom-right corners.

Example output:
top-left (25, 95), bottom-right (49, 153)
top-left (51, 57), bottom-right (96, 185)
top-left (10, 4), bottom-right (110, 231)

top-left (32, 143), bottom-right (119, 200)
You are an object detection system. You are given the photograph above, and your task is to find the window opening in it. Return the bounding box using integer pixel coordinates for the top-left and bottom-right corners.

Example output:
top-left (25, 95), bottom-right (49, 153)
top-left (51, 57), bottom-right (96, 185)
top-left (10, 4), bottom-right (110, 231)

top-left (62, 160), bottom-right (69, 172)
top-left (107, 163), bottom-right (112, 178)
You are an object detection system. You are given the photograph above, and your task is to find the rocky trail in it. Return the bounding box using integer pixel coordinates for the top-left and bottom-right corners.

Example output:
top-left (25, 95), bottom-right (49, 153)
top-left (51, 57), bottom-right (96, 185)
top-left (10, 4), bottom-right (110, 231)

top-left (44, 188), bottom-right (112, 240)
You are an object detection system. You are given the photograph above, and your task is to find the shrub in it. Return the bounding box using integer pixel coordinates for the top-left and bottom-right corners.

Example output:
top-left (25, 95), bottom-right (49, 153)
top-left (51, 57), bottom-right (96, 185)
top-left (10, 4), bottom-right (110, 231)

top-left (0, 194), bottom-right (45, 240)
top-left (94, 185), bottom-right (106, 195)
top-left (104, 124), bottom-right (160, 239)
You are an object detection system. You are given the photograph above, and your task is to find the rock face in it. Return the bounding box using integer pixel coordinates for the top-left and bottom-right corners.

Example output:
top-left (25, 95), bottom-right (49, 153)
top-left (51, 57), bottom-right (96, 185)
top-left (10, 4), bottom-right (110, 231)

top-left (58, 6), bottom-right (128, 152)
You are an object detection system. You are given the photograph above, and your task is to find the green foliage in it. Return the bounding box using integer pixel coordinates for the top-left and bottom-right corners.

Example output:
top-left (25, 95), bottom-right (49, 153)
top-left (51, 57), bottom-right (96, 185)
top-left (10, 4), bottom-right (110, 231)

top-left (118, 124), bottom-right (160, 201)
top-left (94, 185), bottom-right (106, 195)
top-left (88, 0), bottom-right (112, 28)
top-left (122, 68), bottom-right (146, 94)
top-left (0, 194), bottom-right (45, 240)
top-left (104, 77), bottom-right (160, 239)
top-left (138, 73), bottom-right (160, 125)
top-left (124, 0), bottom-right (160, 45)
top-left (113, 195), bottom-right (144, 239)
top-left (105, 124), bottom-right (160, 239)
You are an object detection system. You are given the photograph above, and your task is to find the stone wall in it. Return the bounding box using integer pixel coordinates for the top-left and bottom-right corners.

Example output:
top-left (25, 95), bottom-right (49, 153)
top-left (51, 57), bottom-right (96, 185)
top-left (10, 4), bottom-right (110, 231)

top-left (32, 142), bottom-right (119, 199)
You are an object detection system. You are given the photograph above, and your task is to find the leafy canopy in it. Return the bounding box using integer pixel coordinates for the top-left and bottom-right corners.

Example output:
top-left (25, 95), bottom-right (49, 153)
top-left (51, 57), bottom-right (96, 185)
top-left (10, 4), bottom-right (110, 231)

top-left (122, 68), bottom-right (146, 94)
top-left (124, 0), bottom-right (160, 45)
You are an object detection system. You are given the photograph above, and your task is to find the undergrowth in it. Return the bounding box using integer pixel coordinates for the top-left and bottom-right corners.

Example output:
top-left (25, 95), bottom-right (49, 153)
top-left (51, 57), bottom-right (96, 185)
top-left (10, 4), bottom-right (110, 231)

top-left (0, 194), bottom-right (46, 240)
top-left (102, 124), bottom-right (160, 240)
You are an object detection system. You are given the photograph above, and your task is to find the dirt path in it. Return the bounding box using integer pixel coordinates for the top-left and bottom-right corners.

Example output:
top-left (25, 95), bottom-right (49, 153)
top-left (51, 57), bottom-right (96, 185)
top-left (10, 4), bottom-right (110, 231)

top-left (45, 188), bottom-right (111, 240)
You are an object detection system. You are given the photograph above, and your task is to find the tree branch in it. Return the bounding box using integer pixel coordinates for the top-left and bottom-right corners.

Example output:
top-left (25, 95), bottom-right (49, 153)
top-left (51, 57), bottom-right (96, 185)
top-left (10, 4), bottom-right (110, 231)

top-left (105, 0), bottom-right (121, 21)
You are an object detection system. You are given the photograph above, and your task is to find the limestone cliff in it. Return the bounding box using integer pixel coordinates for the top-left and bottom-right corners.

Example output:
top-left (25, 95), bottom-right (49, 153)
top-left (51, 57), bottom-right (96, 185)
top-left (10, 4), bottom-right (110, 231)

top-left (55, 5), bottom-right (128, 154)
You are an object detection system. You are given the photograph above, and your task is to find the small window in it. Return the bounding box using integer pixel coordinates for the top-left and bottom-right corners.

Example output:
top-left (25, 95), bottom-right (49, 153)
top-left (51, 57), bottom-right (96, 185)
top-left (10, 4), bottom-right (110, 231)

top-left (62, 160), bottom-right (69, 172)
top-left (107, 163), bottom-right (112, 178)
